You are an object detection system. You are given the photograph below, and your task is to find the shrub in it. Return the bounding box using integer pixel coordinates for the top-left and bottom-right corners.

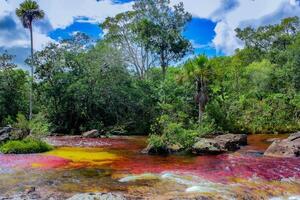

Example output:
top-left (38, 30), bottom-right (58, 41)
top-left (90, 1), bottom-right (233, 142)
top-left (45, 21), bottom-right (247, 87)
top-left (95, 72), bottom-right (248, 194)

top-left (0, 138), bottom-right (53, 154)
top-left (13, 113), bottom-right (51, 139)
top-left (29, 113), bottom-right (51, 139)
top-left (149, 113), bottom-right (216, 150)
top-left (14, 113), bottom-right (30, 134)
top-left (148, 134), bottom-right (166, 149)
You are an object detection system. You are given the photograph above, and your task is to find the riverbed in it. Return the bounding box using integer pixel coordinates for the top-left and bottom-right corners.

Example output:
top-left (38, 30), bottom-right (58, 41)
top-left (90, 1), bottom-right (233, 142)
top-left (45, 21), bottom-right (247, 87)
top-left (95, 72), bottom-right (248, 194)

top-left (0, 134), bottom-right (299, 199)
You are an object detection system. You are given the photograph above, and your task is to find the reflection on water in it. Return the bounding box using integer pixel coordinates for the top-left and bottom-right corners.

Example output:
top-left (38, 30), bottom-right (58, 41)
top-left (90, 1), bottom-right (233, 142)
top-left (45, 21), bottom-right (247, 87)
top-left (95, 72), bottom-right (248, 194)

top-left (0, 135), bottom-right (299, 199)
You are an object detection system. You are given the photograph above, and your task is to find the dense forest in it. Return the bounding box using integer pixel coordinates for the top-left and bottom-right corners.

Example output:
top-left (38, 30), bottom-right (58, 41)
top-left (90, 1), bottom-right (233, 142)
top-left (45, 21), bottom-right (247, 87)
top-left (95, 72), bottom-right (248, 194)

top-left (1, 0), bottom-right (299, 150)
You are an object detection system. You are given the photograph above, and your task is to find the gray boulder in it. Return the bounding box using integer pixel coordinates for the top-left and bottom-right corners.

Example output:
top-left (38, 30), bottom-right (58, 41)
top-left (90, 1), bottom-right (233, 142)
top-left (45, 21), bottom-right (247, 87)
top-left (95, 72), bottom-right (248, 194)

top-left (192, 134), bottom-right (247, 155)
top-left (215, 133), bottom-right (247, 151)
top-left (0, 126), bottom-right (12, 143)
top-left (142, 143), bottom-right (183, 155)
top-left (192, 138), bottom-right (224, 155)
top-left (264, 132), bottom-right (300, 158)
top-left (82, 129), bottom-right (100, 138)
top-left (67, 193), bottom-right (127, 200)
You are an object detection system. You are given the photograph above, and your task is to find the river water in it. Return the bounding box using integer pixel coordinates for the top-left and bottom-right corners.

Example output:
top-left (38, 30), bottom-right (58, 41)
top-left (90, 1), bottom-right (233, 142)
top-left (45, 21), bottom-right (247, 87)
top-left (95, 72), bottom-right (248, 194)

top-left (0, 134), bottom-right (299, 199)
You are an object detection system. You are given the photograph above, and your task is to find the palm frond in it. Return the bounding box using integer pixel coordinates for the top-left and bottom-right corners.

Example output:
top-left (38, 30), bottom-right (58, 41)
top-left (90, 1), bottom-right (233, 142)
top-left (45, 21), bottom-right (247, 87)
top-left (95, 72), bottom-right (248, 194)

top-left (15, 0), bottom-right (44, 28)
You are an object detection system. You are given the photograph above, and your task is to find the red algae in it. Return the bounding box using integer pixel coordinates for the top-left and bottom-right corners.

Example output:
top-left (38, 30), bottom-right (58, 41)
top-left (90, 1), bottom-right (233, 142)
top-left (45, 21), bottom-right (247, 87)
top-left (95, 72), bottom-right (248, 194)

top-left (0, 154), bottom-right (69, 169)
top-left (111, 153), bottom-right (300, 183)
top-left (4, 135), bottom-right (298, 183)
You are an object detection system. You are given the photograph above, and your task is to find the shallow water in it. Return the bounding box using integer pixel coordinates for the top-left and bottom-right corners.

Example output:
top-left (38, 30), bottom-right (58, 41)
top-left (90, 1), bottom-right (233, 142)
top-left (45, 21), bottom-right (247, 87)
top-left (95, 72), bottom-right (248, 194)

top-left (0, 134), bottom-right (299, 199)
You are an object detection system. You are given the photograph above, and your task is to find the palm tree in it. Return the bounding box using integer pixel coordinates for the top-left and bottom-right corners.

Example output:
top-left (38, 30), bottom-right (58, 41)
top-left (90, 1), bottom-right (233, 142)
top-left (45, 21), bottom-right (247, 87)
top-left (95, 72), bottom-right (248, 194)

top-left (16, 0), bottom-right (44, 120)
top-left (179, 55), bottom-right (210, 122)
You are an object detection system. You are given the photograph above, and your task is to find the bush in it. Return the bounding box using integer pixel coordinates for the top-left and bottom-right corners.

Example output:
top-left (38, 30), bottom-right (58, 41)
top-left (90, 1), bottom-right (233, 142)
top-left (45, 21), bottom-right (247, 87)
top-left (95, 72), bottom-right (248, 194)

top-left (0, 138), bottom-right (53, 154)
top-left (148, 134), bottom-right (166, 149)
top-left (14, 113), bottom-right (30, 134)
top-left (13, 113), bottom-right (51, 139)
top-left (29, 113), bottom-right (51, 139)
top-left (149, 113), bottom-right (216, 150)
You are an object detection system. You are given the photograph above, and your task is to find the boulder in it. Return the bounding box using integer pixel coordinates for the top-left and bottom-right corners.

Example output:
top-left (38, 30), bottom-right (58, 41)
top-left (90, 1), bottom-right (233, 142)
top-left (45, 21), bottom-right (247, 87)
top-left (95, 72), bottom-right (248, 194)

top-left (67, 193), bottom-right (127, 200)
top-left (264, 132), bottom-right (300, 158)
top-left (82, 129), bottom-right (100, 138)
top-left (142, 143), bottom-right (183, 155)
top-left (215, 134), bottom-right (247, 151)
top-left (192, 134), bottom-right (247, 155)
top-left (167, 143), bottom-right (183, 153)
top-left (192, 138), bottom-right (224, 155)
top-left (0, 126), bottom-right (12, 143)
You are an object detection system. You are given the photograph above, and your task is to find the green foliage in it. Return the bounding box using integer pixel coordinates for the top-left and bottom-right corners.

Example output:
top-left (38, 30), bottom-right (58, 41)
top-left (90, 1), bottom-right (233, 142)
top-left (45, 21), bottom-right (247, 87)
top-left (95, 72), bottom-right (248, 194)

top-left (0, 60), bottom-right (28, 126)
top-left (31, 38), bottom-right (158, 134)
top-left (16, 0), bottom-right (44, 29)
top-left (133, 0), bottom-right (192, 75)
top-left (14, 113), bottom-right (30, 133)
top-left (29, 113), bottom-right (51, 138)
top-left (0, 138), bottom-right (53, 154)
top-left (148, 134), bottom-right (165, 149)
top-left (12, 113), bottom-right (50, 139)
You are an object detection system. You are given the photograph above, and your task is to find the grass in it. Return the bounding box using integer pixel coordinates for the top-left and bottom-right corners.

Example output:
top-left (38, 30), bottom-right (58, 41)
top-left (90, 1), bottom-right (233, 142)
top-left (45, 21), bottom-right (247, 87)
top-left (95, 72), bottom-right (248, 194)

top-left (0, 138), bottom-right (53, 154)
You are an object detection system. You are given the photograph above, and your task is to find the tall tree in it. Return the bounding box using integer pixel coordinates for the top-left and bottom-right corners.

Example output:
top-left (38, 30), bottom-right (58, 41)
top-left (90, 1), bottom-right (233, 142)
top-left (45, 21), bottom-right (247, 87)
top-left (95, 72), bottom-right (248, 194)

top-left (179, 55), bottom-right (210, 122)
top-left (102, 11), bottom-right (157, 79)
top-left (0, 52), bottom-right (28, 125)
top-left (133, 0), bottom-right (192, 77)
top-left (16, 0), bottom-right (44, 120)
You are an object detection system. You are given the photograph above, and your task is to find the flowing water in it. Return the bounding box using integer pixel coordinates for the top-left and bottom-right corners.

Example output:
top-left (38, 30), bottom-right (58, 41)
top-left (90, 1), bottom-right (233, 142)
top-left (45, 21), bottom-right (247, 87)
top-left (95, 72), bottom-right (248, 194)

top-left (0, 135), bottom-right (299, 199)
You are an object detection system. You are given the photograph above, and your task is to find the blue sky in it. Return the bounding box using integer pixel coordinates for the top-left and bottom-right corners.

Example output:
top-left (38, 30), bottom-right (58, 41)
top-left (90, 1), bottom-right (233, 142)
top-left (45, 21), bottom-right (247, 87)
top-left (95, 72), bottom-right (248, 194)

top-left (1, 0), bottom-right (300, 68)
top-left (49, 16), bottom-right (219, 56)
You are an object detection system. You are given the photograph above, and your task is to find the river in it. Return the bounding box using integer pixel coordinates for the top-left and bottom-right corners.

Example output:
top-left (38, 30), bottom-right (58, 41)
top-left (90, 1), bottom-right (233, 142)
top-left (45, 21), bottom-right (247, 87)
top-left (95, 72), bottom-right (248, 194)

top-left (0, 134), bottom-right (299, 199)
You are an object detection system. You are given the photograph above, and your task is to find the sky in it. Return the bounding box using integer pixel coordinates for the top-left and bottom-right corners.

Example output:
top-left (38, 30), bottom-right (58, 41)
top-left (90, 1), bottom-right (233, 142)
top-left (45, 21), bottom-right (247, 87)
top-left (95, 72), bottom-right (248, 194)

top-left (1, 0), bottom-right (300, 69)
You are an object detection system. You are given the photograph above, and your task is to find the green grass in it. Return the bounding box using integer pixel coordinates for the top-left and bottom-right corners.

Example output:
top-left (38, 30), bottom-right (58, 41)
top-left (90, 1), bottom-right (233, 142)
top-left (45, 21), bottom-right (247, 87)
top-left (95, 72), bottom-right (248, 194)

top-left (0, 138), bottom-right (53, 154)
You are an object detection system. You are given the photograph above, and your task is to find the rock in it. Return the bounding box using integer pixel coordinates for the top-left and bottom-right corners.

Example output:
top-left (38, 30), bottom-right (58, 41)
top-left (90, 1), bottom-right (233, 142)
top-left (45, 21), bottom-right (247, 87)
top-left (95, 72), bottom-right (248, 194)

top-left (25, 187), bottom-right (36, 194)
top-left (264, 132), bottom-right (300, 158)
top-left (67, 193), bottom-right (127, 200)
top-left (192, 134), bottom-right (247, 155)
top-left (0, 126), bottom-right (12, 143)
top-left (167, 143), bottom-right (183, 153)
top-left (141, 145), bottom-right (169, 155)
top-left (82, 129), bottom-right (100, 138)
top-left (215, 134), bottom-right (247, 151)
top-left (142, 143), bottom-right (183, 155)
top-left (192, 138), bottom-right (224, 155)
top-left (266, 138), bottom-right (280, 143)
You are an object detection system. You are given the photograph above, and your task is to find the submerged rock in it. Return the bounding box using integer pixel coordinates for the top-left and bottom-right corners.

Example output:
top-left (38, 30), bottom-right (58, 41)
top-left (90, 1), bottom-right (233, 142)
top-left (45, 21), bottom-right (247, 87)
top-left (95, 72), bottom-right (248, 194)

top-left (192, 134), bottom-right (247, 155)
top-left (67, 193), bottom-right (127, 200)
top-left (82, 129), bottom-right (100, 138)
top-left (264, 132), bottom-right (300, 158)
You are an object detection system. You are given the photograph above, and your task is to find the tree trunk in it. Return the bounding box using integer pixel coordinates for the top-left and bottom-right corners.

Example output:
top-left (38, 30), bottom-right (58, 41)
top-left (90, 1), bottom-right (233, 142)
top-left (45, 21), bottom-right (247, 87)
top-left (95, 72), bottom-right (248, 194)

top-left (197, 78), bottom-right (208, 123)
top-left (29, 23), bottom-right (34, 120)
top-left (160, 50), bottom-right (167, 79)
top-left (198, 99), bottom-right (203, 123)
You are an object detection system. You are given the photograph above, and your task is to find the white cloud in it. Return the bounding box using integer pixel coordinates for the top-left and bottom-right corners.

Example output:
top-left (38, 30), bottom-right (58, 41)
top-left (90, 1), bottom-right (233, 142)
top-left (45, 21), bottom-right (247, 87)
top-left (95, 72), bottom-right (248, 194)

top-left (1, 0), bottom-right (300, 57)
top-left (170, 0), bottom-right (222, 19)
top-left (209, 0), bottom-right (300, 54)
top-left (171, 0), bottom-right (300, 55)
top-left (1, 0), bottom-right (133, 52)
top-left (37, 0), bottom-right (133, 29)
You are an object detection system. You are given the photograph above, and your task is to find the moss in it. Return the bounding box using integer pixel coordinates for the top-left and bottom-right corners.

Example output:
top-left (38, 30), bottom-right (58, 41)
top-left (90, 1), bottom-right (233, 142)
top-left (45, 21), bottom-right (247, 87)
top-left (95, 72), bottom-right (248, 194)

top-left (0, 138), bottom-right (53, 154)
